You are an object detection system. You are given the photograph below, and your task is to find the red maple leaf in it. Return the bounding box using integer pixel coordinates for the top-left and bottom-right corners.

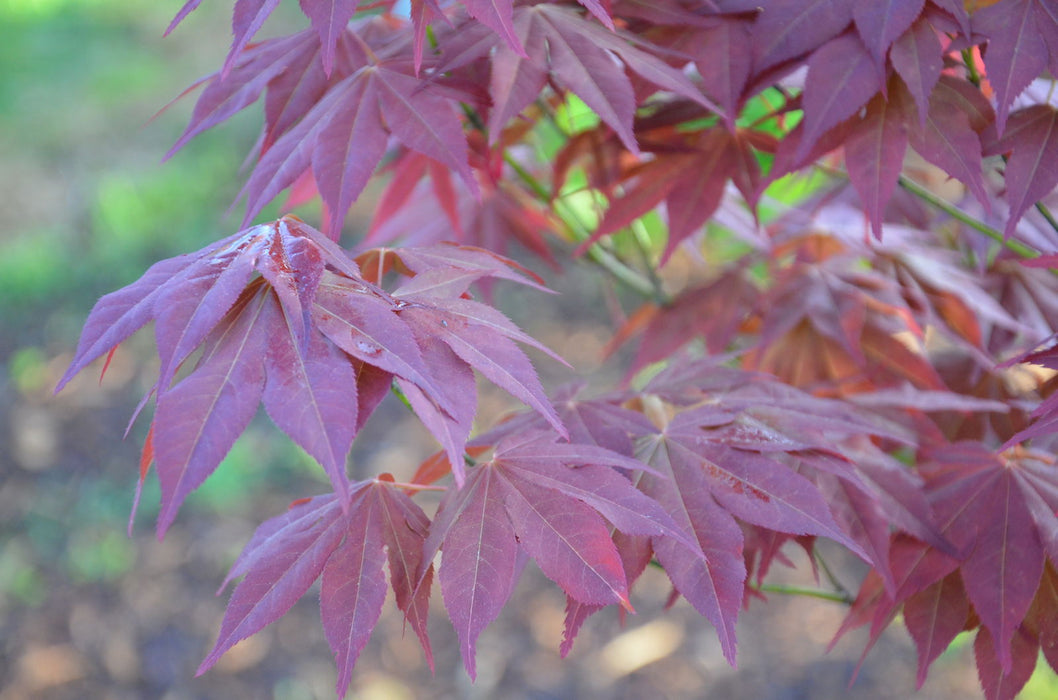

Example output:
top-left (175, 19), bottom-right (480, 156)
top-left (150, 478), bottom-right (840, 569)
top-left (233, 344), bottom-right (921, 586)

top-left (365, 149), bottom-right (561, 266)
top-left (57, 217), bottom-right (565, 531)
top-left (167, 18), bottom-right (475, 233)
top-left (835, 442), bottom-right (1058, 698)
top-left (420, 431), bottom-right (686, 677)
top-left (436, 3), bottom-right (719, 152)
top-left (770, 74), bottom-right (992, 238)
top-left (581, 125), bottom-right (769, 260)
top-left (751, 0), bottom-right (855, 72)
top-left (199, 479), bottom-right (434, 698)
top-left (743, 240), bottom-right (945, 394)
top-left (985, 105), bottom-right (1058, 237)
top-left (975, 0), bottom-right (1058, 134)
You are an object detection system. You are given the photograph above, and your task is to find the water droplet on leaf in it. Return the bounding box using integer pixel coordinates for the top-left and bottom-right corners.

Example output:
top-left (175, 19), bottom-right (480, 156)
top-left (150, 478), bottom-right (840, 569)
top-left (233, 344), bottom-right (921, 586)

top-left (356, 340), bottom-right (381, 355)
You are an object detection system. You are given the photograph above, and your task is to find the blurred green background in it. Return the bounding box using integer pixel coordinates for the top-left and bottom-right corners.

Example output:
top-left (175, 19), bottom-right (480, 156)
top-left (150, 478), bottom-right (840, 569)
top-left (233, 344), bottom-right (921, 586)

top-left (1, 1), bottom-right (1056, 699)
top-left (0, 2), bottom-right (358, 698)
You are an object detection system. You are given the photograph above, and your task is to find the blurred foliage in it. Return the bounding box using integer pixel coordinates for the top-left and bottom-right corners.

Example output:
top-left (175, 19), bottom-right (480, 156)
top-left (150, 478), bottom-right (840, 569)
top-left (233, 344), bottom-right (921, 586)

top-left (0, 0), bottom-right (303, 331)
top-left (0, 0), bottom-right (304, 630)
top-left (1025, 659), bottom-right (1058, 700)
top-left (934, 630), bottom-right (1058, 700)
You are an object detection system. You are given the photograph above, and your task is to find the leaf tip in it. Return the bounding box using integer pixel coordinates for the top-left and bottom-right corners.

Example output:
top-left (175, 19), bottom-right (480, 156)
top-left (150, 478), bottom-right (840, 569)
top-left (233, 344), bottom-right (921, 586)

top-left (52, 373), bottom-right (73, 396)
top-left (194, 654), bottom-right (218, 678)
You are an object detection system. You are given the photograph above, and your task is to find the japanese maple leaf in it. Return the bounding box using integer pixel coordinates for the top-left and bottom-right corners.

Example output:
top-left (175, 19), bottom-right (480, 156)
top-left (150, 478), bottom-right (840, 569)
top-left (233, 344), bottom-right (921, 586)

top-left (608, 267), bottom-right (759, 376)
top-left (844, 84), bottom-right (914, 239)
top-left (889, 15), bottom-right (943, 126)
top-left (926, 351), bottom-right (1040, 446)
top-left (750, 0), bottom-right (855, 72)
top-left (391, 274), bottom-right (568, 481)
top-left (798, 443), bottom-right (954, 591)
top-left (468, 381), bottom-right (658, 458)
top-left (367, 149), bottom-right (469, 246)
top-left (581, 126), bottom-right (768, 261)
top-left (989, 252), bottom-right (1058, 356)
top-left (58, 219), bottom-right (368, 531)
top-left (171, 0), bottom-right (281, 77)
top-left (640, 363), bottom-right (950, 588)
top-left (352, 243), bottom-right (567, 479)
top-left (744, 245), bottom-right (945, 394)
top-left (165, 30), bottom-right (343, 159)
top-left (651, 19), bottom-right (755, 125)
top-left (57, 217), bottom-right (563, 531)
top-left (376, 241), bottom-right (552, 291)
top-left (984, 105), bottom-right (1058, 237)
top-left (974, 0), bottom-right (1058, 134)
top-left (908, 75), bottom-right (994, 205)
top-left (852, 0), bottom-right (926, 66)
top-left (365, 150), bottom-right (560, 267)
top-left (772, 76), bottom-right (991, 235)
top-left (167, 18), bottom-right (473, 232)
top-left (239, 56), bottom-right (476, 233)
top-left (298, 0), bottom-right (366, 75)
top-left (633, 407), bottom-right (871, 662)
top-left (1018, 563), bottom-right (1058, 692)
top-left (558, 529), bottom-right (654, 659)
top-left (311, 271), bottom-right (458, 417)
top-left (199, 480), bottom-right (434, 697)
top-left (437, 4), bottom-right (719, 153)
top-left (930, 0), bottom-right (971, 34)
top-left (856, 223), bottom-right (1029, 354)
top-left (836, 442), bottom-right (1058, 695)
top-left (459, 0), bottom-right (526, 56)
top-left (1000, 333), bottom-right (1058, 446)
top-left (455, 0), bottom-right (617, 53)
top-left (831, 543), bottom-right (962, 690)
top-left (796, 32), bottom-right (884, 163)
top-left (165, 0), bottom-right (203, 37)
top-left (421, 431), bottom-right (688, 677)
top-left (882, 558), bottom-right (1051, 700)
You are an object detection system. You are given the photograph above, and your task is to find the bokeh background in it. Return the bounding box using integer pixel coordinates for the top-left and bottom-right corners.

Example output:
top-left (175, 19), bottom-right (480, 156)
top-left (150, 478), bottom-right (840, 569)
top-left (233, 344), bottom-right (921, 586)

top-left (2, 1), bottom-right (1057, 698)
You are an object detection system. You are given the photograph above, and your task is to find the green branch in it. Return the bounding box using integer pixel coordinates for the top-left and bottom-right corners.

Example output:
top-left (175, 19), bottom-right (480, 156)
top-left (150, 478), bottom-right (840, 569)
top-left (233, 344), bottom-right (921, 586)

top-left (961, 48), bottom-right (982, 88)
top-left (750, 583), bottom-right (854, 604)
top-left (896, 175), bottom-right (1041, 260)
top-left (457, 97), bottom-right (663, 300)
top-left (1035, 201), bottom-right (1058, 237)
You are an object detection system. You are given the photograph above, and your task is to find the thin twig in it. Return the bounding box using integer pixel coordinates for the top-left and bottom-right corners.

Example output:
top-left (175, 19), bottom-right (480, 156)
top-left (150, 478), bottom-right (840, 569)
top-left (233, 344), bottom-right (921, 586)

top-left (456, 98), bottom-right (662, 298)
top-left (390, 381), bottom-right (414, 412)
top-left (814, 550), bottom-right (851, 602)
top-left (503, 153), bottom-right (662, 299)
top-left (630, 218), bottom-right (671, 305)
top-left (529, 97), bottom-right (675, 301)
top-left (1035, 201), bottom-right (1058, 237)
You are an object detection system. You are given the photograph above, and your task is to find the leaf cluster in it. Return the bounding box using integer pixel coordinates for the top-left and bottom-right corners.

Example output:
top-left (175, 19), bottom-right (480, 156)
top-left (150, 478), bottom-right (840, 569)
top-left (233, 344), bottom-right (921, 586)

top-left (59, 1), bottom-right (1058, 697)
